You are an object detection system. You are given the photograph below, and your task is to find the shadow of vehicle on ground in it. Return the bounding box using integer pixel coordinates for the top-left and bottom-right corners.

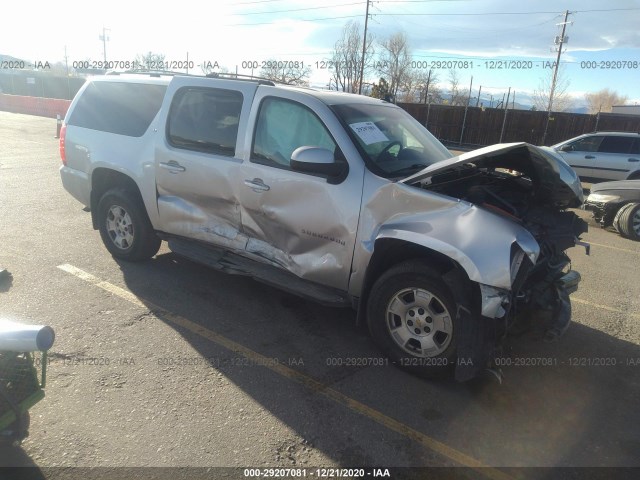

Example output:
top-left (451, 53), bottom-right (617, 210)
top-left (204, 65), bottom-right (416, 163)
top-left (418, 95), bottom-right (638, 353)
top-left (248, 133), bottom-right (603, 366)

top-left (114, 252), bottom-right (640, 470)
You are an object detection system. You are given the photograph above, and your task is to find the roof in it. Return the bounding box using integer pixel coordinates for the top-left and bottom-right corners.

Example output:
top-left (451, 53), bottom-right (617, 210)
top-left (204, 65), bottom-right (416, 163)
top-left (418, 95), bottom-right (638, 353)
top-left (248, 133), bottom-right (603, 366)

top-left (276, 85), bottom-right (394, 107)
top-left (86, 72), bottom-right (393, 107)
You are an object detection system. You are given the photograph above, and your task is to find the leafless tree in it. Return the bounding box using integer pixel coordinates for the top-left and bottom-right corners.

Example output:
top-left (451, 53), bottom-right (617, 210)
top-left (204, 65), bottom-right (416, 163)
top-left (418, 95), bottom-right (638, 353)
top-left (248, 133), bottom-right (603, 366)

top-left (259, 59), bottom-right (311, 86)
top-left (134, 52), bottom-right (166, 71)
top-left (416, 69), bottom-right (442, 104)
top-left (329, 21), bottom-right (375, 93)
top-left (585, 88), bottom-right (629, 114)
top-left (398, 69), bottom-right (441, 103)
top-left (533, 67), bottom-right (574, 112)
top-left (447, 69), bottom-right (469, 106)
top-left (376, 31), bottom-right (412, 101)
top-left (200, 63), bottom-right (229, 76)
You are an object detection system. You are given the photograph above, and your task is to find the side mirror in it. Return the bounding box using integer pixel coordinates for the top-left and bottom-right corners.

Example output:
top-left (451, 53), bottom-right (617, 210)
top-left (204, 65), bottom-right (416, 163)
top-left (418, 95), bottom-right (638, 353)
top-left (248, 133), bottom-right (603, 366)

top-left (559, 144), bottom-right (572, 152)
top-left (290, 146), bottom-right (348, 179)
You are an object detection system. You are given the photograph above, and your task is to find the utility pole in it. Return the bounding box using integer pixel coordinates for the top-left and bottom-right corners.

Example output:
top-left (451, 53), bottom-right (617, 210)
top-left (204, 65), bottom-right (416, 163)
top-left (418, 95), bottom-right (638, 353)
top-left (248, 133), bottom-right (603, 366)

top-left (459, 76), bottom-right (473, 145)
top-left (499, 87), bottom-right (511, 143)
top-left (358, 0), bottom-right (370, 95)
top-left (542, 10), bottom-right (572, 144)
top-left (423, 69), bottom-right (432, 104)
top-left (99, 27), bottom-right (110, 63)
top-left (64, 46), bottom-right (69, 76)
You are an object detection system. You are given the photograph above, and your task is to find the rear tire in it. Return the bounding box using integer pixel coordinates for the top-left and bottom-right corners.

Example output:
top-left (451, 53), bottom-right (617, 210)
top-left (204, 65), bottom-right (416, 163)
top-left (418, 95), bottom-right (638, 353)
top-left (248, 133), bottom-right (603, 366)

top-left (614, 202), bottom-right (640, 241)
top-left (367, 261), bottom-right (458, 378)
top-left (97, 188), bottom-right (161, 261)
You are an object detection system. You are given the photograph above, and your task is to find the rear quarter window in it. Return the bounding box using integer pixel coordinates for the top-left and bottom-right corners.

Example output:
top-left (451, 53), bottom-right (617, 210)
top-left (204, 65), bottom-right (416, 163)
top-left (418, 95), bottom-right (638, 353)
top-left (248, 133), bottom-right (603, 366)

top-left (598, 136), bottom-right (635, 154)
top-left (67, 82), bottom-right (167, 137)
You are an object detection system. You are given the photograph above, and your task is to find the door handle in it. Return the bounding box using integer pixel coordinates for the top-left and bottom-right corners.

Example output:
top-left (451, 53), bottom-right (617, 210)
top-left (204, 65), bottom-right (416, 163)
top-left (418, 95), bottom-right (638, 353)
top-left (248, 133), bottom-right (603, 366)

top-left (159, 160), bottom-right (186, 173)
top-left (244, 178), bottom-right (270, 192)
top-left (628, 158), bottom-right (639, 163)
top-left (584, 155), bottom-right (595, 159)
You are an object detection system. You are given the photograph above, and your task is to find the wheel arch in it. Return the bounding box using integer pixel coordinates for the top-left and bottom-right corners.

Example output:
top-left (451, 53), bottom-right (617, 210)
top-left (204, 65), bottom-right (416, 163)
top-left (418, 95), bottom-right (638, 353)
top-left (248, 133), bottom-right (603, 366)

top-left (90, 168), bottom-right (144, 230)
top-left (355, 238), bottom-right (480, 325)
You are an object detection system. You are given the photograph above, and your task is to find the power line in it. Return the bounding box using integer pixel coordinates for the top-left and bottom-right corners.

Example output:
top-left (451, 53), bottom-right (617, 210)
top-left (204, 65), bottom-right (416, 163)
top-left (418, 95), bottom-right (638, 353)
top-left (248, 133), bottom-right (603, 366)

top-left (233, 2), bottom-right (364, 16)
top-left (374, 7), bottom-right (640, 15)
top-left (226, 0), bottom-right (288, 5)
top-left (224, 14), bottom-right (362, 26)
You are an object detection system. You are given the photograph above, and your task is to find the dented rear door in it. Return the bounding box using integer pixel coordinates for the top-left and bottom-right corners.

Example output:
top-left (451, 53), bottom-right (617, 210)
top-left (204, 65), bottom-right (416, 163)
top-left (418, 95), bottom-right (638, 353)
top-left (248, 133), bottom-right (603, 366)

top-left (154, 77), bottom-right (257, 249)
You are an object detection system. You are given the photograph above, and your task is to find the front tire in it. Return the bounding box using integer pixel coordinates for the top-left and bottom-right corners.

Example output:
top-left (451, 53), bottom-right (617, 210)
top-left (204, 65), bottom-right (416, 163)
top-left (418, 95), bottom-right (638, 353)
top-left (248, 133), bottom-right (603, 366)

top-left (614, 202), bottom-right (640, 241)
top-left (97, 188), bottom-right (161, 261)
top-left (367, 262), bottom-right (458, 377)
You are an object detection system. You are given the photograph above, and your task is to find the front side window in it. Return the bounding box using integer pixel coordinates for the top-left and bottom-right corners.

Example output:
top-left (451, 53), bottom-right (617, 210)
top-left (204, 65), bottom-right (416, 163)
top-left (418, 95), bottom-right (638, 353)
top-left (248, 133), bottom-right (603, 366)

top-left (251, 97), bottom-right (337, 169)
top-left (167, 87), bottom-right (243, 156)
top-left (566, 136), bottom-right (604, 153)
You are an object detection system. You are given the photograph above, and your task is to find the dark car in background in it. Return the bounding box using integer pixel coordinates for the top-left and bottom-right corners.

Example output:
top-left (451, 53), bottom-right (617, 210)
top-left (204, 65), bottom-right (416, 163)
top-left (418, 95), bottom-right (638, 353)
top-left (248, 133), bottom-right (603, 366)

top-left (585, 180), bottom-right (640, 240)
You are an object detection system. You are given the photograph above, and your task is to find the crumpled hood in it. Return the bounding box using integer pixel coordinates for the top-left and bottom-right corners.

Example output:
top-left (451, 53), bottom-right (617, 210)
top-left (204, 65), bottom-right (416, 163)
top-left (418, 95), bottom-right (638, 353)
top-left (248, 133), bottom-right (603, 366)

top-left (401, 142), bottom-right (584, 208)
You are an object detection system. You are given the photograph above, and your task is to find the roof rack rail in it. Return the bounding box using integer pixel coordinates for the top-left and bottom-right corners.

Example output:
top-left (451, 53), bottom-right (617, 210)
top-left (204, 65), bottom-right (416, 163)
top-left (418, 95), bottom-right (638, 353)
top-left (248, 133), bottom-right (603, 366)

top-left (205, 72), bottom-right (278, 86)
top-left (105, 69), bottom-right (282, 86)
top-left (106, 69), bottom-right (189, 77)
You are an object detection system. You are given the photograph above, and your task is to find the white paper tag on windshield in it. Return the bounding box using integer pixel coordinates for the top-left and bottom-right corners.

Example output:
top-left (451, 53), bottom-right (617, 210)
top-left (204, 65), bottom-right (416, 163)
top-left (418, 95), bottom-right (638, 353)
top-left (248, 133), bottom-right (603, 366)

top-left (349, 122), bottom-right (389, 145)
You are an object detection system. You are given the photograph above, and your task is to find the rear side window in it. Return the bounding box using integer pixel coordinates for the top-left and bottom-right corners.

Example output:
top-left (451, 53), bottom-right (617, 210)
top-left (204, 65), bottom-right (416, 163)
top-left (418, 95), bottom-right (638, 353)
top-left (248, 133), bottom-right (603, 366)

top-left (68, 82), bottom-right (166, 137)
top-left (167, 87), bottom-right (243, 157)
top-left (599, 136), bottom-right (636, 154)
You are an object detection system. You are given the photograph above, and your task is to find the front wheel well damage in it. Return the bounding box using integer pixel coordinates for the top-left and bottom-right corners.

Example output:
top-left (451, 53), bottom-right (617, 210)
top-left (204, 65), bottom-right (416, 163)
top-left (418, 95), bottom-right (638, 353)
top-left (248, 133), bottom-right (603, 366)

top-left (90, 168), bottom-right (143, 230)
top-left (357, 239), bottom-right (479, 325)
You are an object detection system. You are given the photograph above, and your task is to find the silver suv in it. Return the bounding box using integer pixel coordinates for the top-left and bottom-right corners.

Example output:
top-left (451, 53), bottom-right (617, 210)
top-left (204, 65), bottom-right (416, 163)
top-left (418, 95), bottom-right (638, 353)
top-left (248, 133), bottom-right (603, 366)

top-left (549, 132), bottom-right (640, 181)
top-left (60, 73), bottom-right (588, 381)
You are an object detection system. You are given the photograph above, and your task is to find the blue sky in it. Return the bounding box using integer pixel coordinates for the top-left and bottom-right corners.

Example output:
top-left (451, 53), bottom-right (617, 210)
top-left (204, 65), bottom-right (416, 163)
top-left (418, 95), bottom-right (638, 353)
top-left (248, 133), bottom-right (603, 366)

top-left (2, 0), bottom-right (639, 105)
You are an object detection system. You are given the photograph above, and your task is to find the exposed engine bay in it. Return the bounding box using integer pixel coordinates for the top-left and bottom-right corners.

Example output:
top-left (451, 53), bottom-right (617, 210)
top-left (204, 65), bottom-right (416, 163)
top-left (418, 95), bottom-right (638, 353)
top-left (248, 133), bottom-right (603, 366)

top-left (405, 155), bottom-right (589, 380)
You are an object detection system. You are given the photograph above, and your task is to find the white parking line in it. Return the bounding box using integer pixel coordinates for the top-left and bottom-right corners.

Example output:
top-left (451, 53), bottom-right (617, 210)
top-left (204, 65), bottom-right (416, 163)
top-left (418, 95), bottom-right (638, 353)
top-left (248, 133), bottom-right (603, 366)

top-left (587, 241), bottom-right (640, 255)
top-left (572, 297), bottom-right (640, 320)
top-left (57, 263), bottom-right (513, 480)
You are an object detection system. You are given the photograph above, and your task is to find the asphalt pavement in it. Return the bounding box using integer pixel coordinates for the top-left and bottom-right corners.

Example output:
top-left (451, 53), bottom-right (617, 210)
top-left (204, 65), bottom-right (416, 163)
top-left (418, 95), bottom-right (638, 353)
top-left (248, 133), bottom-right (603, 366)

top-left (0, 112), bottom-right (638, 480)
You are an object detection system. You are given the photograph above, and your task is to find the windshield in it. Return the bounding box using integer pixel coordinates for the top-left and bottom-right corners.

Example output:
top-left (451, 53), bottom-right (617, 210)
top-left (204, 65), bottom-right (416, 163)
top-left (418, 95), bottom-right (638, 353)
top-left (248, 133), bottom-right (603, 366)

top-left (332, 103), bottom-right (452, 178)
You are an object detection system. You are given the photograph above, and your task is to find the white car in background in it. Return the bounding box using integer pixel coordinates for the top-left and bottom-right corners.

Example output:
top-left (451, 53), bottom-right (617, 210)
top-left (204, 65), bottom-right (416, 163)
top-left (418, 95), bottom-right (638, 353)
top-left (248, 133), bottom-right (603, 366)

top-left (549, 132), bottom-right (640, 181)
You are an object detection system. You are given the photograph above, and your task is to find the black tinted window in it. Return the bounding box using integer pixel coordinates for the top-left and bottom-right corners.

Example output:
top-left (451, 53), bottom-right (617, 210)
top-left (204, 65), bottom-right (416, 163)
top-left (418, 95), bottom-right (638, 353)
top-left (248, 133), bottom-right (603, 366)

top-left (167, 87), bottom-right (242, 156)
top-left (632, 139), bottom-right (640, 155)
top-left (68, 82), bottom-right (166, 136)
top-left (599, 136), bottom-right (635, 154)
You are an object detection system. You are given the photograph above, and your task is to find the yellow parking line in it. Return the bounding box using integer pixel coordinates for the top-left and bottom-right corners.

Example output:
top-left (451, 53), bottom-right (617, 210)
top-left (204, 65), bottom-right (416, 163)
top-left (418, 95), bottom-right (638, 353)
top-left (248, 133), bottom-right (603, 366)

top-left (586, 241), bottom-right (640, 255)
top-left (571, 297), bottom-right (640, 320)
top-left (57, 263), bottom-right (512, 480)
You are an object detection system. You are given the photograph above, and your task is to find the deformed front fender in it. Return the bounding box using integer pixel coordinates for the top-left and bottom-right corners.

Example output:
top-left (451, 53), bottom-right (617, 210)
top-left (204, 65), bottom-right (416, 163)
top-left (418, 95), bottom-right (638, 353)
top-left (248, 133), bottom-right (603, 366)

top-left (374, 200), bottom-right (540, 290)
top-left (350, 182), bottom-right (540, 302)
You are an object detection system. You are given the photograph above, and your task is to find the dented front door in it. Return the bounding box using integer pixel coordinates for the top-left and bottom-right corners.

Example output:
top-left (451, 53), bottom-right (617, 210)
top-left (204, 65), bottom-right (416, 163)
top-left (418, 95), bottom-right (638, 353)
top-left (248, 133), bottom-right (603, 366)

top-left (237, 88), bottom-right (365, 291)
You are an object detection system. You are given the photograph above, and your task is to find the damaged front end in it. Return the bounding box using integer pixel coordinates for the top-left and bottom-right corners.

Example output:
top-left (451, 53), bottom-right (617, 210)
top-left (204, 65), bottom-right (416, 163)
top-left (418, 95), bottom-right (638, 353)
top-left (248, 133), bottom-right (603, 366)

top-left (401, 143), bottom-right (589, 380)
